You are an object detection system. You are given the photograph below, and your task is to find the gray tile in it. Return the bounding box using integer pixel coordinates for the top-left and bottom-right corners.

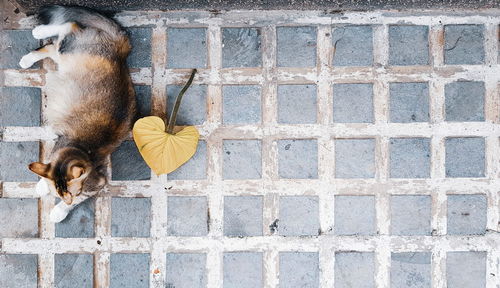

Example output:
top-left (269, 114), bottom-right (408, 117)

top-left (223, 252), bottom-right (263, 288)
top-left (55, 198), bottom-right (95, 238)
top-left (333, 83), bottom-right (374, 123)
top-left (223, 85), bottom-right (261, 124)
top-left (166, 253), bottom-right (207, 288)
top-left (278, 139), bottom-right (318, 179)
top-left (167, 28), bottom-right (207, 68)
top-left (390, 138), bottom-right (431, 178)
top-left (110, 253), bottom-right (150, 288)
top-left (126, 27), bottom-right (152, 68)
top-left (444, 25), bottom-right (485, 65)
top-left (335, 196), bottom-right (376, 235)
top-left (111, 140), bottom-right (151, 181)
top-left (223, 140), bottom-right (262, 179)
top-left (445, 81), bottom-right (485, 122)
top-left (447, 194), bottom-right (487, 235)
top-left (224, 196), bottom-right (263, 237)
top-left (0, 254), bottom-right (38, 288)
top-left (167, 196), bottom-right (208, 236)
top-left (167, 84), bottom-right (207, 125)
top-left (332, 26), bottom-right (373, 66)
top-left (279, 196), bottom-right (319, 236)
top-left (390, 82), bottom-right (429, 123)
top-left (0, 142), bottom-right (39, 182)
top-left (277, 26), bottom-right (317, 67)
top-left (1, 30), bottom-right (40, 69)
top-left (0, 198), bottom-right (38, 238)
top-left (335, 139), bottom-right (375, 178)
top-left (335, 252), bottom-right (375, 288)
top-left (135, 85), bottom-right (151, 118)
top-left (278, 84), bottom-right (317, 124)
top-left (0, 87), bottom-right (41, 127)
top-left (391, 195), bottom-right (431, 236)
top-left (389, 25), bottom-right (429, 66)
top-left (447, 252), bottom-right (486, 288)
top-left (391, 252), bottom-right (431, 288)
top-left (279, 252), bottom-right (319, 288)
top-left (445, 137), bottom-right (485, 178)
top-left (168, 140), bottom-right (207, 180)
top-left (222, 28), bottom-right (262, 67)
top-left (112, 197), bottom-right (151, 237)
top-left (55, 254), bottom-right (93, 288)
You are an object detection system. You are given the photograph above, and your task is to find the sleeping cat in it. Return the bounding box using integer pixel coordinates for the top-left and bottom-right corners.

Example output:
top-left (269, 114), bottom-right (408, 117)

top-left (20, 5), bottom-right (136, 222)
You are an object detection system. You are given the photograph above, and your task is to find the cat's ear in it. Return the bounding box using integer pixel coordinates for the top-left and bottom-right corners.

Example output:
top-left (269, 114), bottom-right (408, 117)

top-left (29, 162), bottom-right (51, 178)
top-left (70, 165), bottom-right (85, 179)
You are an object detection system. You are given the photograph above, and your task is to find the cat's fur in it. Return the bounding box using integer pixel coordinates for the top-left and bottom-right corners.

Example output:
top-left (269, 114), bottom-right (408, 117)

top-left (21, 5), bottom-right (135, 222)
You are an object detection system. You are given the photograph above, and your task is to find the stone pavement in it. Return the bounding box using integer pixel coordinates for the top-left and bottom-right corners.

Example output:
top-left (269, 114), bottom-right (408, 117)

top-left (1, 7), bottom-right (500, 288)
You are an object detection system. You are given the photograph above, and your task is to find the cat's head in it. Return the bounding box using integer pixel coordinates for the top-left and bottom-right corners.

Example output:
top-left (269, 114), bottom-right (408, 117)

top-left (28, 147), bottom-right (95, 204)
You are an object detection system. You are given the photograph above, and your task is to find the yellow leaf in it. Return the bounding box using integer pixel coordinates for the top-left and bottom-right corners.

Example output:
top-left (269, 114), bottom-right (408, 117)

top-left (132, 116), bottom-right (199, 175)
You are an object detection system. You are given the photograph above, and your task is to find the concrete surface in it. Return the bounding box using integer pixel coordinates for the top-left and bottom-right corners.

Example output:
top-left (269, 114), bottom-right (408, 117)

top-left (54, 254), bottom-right (93, 288)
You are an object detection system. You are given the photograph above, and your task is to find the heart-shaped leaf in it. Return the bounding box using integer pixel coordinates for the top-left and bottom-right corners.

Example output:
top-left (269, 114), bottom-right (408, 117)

top-left (132, 116), bottom-right (199, 175)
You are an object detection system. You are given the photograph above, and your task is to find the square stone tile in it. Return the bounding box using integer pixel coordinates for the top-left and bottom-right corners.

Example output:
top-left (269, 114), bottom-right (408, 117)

top-left (0, 198), bottom-right (38, 238)
top-left (390, 138), bottom-right (431, 178)
top-left (445, 81), bottom-right (485, 122)
top-left (167, 28), bottom-right (207, 68)
top-left (1, 30), bottom-right (40, 69)
top-left (335, 139), bottom-right (375, 178)
top-left (168, 140), bottom-right (207, 180)
top-left (55, 254), bottom-right (93, 288)
top-left (0, 87), bottom-right (41, 126)
top-left (167, 84), bottom-right (207, 125)
top-left (223, 252), bottom-right (263, 288)
top-left (111, 140), bottom-right (151, 181)
top-left (135, 85), bottom-right (151, 118)
top-left (111, 197), bottom-right (151, 237)
top-left (389, 25), bottom-right (429, 66)
top-left (335, 252), bottom-right (375, 288)
top-left (447, 194), bottom-right (487, 235)
top-left (390, 82), bottom-right (429, 123)
top-left (224, 196), bottom-right (263, 237)
top-left (126, 27), bottom-right (152, 68)
top-left (110, 253), bottom-right (150, 288)
top-left (278, 84), bottom-right (317, 124)
top-left (277, 26), bottom-right (317, 67)
top-left (222, 28), bottom-right (262, 68)
top-left (332, 26), bottom-right (373, 66)
top-left (223, 140), bottom-right (262, 179)
top-left (223, 85), bottom-right (261, 124)
top-left (444, 24), bottom-right (485, 65)
top-left (167, 196), bottom-right (208, 236)
top-left (0, 141), bottom-right (39, 182)
top-left (279, 196), bottom-right (319, 236)
top-left (55, 198), bottom-right (95, 238)
top-left (391, 252), bottom-right (431, 288)
top-left (333, 83), bottom-right (374, 123)
top-left (279, 252), bottom-right (319, 288)
top-left (445, 137), bottom-right (485, 177)
top-left (335, 196), bottom-right (376, 235)
top-left (447, 252), bottom-right (486, 288)
top-left (166, 253), bottom-right (207, 288)
top-left (391, 195), bottom-right (431, 236)
top-left (0, 254), bottom-right (38, 288)
top-left (278, 139), bottom-right (318, 179)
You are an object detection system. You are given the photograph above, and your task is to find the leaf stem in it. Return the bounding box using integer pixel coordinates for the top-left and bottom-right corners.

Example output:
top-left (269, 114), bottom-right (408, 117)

top-left (166, 69), bottom-right (197, 134)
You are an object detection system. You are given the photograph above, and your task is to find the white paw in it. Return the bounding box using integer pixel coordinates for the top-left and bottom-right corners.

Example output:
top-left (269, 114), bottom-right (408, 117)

top-left (19, 53), bottom-right (36, 69)
top-left (35, 178), bottom-right (50, 197)
top-left (32, 25), bottom-right (52, 39)
top-left (50, 205), bottom-right (71, 223)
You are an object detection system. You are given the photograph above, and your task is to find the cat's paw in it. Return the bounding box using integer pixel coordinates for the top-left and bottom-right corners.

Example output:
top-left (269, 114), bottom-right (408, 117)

top-left (50, 205), bottom-right (70, 223)
top-left (32, 25), bottom-right (51, 39)
top-left (35, 178), bottom-right (50, 197)
top-left (19, 53), bottom-right (36, 69)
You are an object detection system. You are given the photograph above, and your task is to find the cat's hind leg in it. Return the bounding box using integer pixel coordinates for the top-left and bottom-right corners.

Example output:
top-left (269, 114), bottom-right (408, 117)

top-left (19, 44), bottom-right (58, 69)
top-left (32, 22), bottom-right (79, 39)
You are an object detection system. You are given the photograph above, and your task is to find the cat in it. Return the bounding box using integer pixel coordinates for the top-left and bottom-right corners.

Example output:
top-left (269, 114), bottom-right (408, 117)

top-left (20, 5), bottom-right (136, 222)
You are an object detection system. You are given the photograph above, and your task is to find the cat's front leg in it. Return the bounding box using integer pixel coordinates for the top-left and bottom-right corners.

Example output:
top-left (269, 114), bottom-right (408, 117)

top-left (19, 44), bottom-right (57, 69)
top-left (35, 178), bottom-right (50, 197)
top-left (50, 194), bottom-right (90, 223)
